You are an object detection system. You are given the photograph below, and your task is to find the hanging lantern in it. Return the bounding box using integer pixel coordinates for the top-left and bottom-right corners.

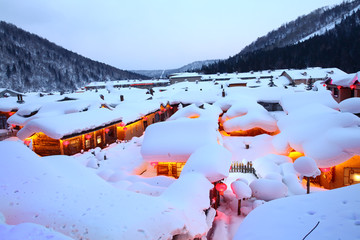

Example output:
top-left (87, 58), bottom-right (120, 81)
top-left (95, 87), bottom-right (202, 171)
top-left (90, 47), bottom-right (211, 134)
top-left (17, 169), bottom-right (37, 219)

top-left (350, 85), bottom-right (356, 90)
top-left (104, 128), bottom-right (110, 133)
top-left (119, 122), bottom-right (125, 127)
top-left (216, 182), bottom-right (227, 195)
top-left (337, 85), bottom-right (342, 90)
top-left (24, 139), bottom-right (31, 146)
top-left (150, 162), bottom-right (158, 167)
top-left (143, 116), bottom-right (148, 120)
top-left (85, 134), bottom-right (92, 139)
top-left (158, 111), bottom-right (162, 114)
top-left (123, 127), bottom-right (128, 131)
top-left (9, 112), bottom-right (14, 116)
top-left (320, 167), bottom-right (331, 173)
top-left (63, 140), bottom-right (69, 147)
top-left (322, 84), bottom-right (326, 87)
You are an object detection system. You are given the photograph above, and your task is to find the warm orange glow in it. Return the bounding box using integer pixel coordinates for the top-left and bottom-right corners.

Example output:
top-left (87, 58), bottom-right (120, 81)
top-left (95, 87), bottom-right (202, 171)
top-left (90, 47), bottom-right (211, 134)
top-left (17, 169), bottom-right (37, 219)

top-left (85, 134), bottom-right (92, 139)
top-left (150, 162), bottom-right (158, 166)
top-left (354, 174), bottom-right (360, 182)
top-left (189, 115), bottom-right (199, 119)
top-left (9, 112), bottom-right (15, 116)
top-left (123, 127), bottom-right (128, 131)
top-left (288, 151), bottom-right (304, 161)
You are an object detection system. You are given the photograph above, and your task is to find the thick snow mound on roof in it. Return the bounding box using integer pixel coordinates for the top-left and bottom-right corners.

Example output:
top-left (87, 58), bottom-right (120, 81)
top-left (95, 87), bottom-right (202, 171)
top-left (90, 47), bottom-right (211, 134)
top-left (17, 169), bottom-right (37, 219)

top-left (234, 184), bottom-right (360, 240)
top-left (273, 104), bottom-right (360, 167)
top-left (221, 101), bottom-right (278, 133)
top-left (0, 141), bottom-right (212, 240)
top-left (280, 91), bottom-right (338, 114)
top-left (141, 118), bottom-right (221, 162)
top-left (168, 103), bottom-right (222, 126)
top-left (249, 179), bottom-right (288, 201)
top-left (339, 97), bottom-right (360, 114)
top-left (0, 222), bottom-right (74, 240)
top-left (180, 143), bottom-right (232, 183)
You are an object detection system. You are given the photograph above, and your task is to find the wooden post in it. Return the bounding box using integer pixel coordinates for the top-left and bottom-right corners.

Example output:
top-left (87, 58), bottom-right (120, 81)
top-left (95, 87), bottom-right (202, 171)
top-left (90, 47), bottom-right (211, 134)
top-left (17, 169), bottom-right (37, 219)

top-left (307, 177), bottom-right (310, 194)
top-left (238, 199), bottom-right (241, 216)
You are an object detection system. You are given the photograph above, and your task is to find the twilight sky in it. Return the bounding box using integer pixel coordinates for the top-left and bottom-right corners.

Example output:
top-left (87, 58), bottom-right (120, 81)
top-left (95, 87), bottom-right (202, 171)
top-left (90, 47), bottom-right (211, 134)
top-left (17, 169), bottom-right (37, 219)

top-left (0, 0), bottom-right (346, 70)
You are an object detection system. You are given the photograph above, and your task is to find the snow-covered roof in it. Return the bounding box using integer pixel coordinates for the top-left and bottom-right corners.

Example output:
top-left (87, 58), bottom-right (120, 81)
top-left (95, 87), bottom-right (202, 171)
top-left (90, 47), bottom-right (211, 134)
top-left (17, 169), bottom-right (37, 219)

top-left (329, 72), bottom-right (358, 87)
top-left (85, 79), bottom-right (169, 88)
top-left (141, 118), bottom-right (221, 163)
top-left (282, 67), bottom-right (346, 80)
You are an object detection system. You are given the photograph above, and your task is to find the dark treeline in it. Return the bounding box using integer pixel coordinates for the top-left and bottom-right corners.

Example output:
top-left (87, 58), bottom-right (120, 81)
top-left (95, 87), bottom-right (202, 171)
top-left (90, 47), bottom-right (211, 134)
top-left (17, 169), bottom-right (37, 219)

top-left (202, 9), bottom-right (360, 74)
top-left (0, 21), bottom-right (146, 92)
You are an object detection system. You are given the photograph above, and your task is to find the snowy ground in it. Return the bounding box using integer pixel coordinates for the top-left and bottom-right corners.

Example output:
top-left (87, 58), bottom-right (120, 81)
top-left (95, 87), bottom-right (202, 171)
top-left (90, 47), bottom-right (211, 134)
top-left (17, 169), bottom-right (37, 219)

top-left (1, 82), bottom-right (360, 239)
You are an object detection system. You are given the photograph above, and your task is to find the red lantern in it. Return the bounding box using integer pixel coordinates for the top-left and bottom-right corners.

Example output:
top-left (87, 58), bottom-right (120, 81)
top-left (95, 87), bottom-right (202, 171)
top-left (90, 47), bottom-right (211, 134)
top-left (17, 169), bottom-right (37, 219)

top-left (323, 84), bottom-right (326, 87)
top-left (320, 167), bottom-right (331, 173)
top-left (350, 85), bottom-right (356, 90)
top-left (158, 111), bottom-right (162, 114)
top-left (337, 85), bottom-right (342, 90)
top-left (24, 139), bottom-right (31, 146)
top-left (9, 112), bottom-right (14, 116)
top-left (63, 140), bottom-right (69, 147)
top-left (119, 122), bottom-right (125, 127)
top-left (85, 134), bottom-right (92, 139)
top-left (105, 128), bottom-right (110, 133)
top-left (123, 127), bottom-right (128, 131)
top-left (143, 116), bottom-right (148, 120)
top-left (150, 162), bottom-right (158, 167)
top-left (216, 182), bottom-right (227, 195)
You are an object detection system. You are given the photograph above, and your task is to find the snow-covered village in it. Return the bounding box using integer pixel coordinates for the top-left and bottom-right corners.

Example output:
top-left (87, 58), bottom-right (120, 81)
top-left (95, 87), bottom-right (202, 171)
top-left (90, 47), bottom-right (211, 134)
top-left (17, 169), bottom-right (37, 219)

top-left (1, 1), bottom-right (360, 240)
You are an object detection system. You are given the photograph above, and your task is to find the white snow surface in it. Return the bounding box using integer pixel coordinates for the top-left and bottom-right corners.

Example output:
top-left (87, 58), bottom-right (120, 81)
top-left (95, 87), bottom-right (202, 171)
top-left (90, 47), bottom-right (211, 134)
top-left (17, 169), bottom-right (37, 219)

top-left (234, 184), bottom-right (360, 240)
top-left (0, 222), bottom-right (74, 240)
top-left (273, 104), bottom-right (360, 167)
top-left (231, 180), bottom-right (252, 200)
top-left (339, 97), bottom-right (360, 114)
top-left (141, 118), bottom-right (221, 163)
top-left (0, 141), bottom-right (214, 240)
top-left (180, 143), bottom-right (232, 183)
top-left (221, 101), bottom-right (278, 133)
top-left (293, 156), bottom-right (321, 178)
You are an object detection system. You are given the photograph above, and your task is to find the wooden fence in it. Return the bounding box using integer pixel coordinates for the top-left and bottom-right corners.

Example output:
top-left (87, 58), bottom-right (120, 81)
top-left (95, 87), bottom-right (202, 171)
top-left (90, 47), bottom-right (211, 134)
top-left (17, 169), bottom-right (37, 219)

top-left (230, 161), bottom-right (258, 178)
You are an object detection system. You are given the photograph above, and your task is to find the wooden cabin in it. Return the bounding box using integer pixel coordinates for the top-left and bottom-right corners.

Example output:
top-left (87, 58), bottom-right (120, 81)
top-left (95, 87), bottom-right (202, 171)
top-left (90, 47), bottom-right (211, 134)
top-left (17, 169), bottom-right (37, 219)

top-left (0, 110), bottom-right (16, 129)
top-left (24, 103), bottom-right (177, 156)
top-left (325, 74), bottom-right (360, 103)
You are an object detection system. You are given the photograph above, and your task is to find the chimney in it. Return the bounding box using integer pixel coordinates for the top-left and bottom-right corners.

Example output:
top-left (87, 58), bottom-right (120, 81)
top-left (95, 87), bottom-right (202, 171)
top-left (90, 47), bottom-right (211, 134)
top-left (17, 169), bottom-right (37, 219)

top-left (120, 95), bottom-right (124, 101)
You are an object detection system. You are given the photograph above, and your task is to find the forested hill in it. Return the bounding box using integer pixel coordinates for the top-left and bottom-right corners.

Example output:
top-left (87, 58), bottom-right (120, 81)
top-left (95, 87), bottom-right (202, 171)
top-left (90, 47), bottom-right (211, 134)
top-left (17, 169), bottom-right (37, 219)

top-left (202, 1), bottom-right (360, 74)
top-left (0, 21), bottom-right (146, 92)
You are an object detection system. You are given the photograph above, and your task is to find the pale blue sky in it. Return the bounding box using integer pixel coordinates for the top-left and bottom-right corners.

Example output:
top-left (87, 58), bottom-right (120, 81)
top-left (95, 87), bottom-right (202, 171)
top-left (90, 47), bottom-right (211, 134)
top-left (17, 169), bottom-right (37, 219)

top-left (0, 0), bottom-right (347, 70)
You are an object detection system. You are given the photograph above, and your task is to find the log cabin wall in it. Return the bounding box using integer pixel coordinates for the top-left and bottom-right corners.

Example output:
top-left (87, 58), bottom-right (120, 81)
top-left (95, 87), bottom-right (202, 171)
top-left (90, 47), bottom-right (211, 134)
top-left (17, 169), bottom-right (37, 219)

top-left (29, 103), bottom-right (179, 156)
top-left (32, 132), bottom-right (62, 156)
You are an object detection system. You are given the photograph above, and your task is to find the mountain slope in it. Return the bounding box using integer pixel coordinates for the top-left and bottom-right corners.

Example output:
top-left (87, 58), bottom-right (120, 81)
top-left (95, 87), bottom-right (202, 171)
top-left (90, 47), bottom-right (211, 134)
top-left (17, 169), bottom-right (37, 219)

top-left (202, 0), bottom-right (360, 74)
top-left (132, 59), bottom-right (219, 78)
top-left (241, 0), bottom-right (360, 55)
top-left (0, 21), bottom-right (146, 92)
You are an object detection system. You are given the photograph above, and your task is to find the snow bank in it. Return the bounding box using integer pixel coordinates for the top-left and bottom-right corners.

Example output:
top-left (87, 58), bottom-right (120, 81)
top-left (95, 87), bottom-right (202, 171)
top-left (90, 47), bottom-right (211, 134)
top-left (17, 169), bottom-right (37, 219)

top-left (249, 179), bottom-right (288, 201)
top-left (339, 97), bottom-right (360, 114)
top-left (234, 184), bottom-right (360, 240)
top-left (0, 141), bottom-right (214, 240)
top-left (273, 104), bottom-right (360, 167)
top-left (180, 143), bottom-right (232, 183)
top-left (0, 222), bottom-right (74, 240)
